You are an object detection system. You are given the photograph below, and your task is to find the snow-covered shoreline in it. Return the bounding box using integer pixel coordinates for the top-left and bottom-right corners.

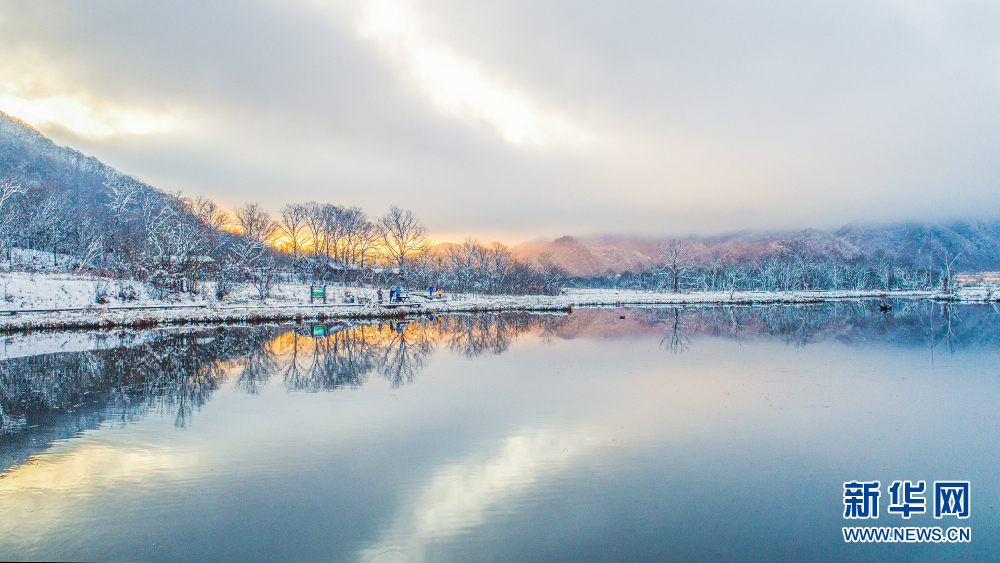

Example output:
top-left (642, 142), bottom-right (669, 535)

top-left (0, 272), bottom-right (994, 332)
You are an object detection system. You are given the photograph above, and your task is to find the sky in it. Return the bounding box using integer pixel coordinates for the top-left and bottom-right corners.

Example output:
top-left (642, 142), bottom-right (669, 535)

top-left (0, 0), bottom-right (998, 243)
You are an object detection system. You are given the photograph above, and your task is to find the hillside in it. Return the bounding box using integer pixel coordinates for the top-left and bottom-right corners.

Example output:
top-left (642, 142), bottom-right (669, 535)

top-left (513, 223), bottom-right (1000, 278)
top-left (0, 111), bottom-right (155, 202)
top-left (6, 109), bottom-right (999, 285)
top-left (0, 110), bottom-right (232, 283)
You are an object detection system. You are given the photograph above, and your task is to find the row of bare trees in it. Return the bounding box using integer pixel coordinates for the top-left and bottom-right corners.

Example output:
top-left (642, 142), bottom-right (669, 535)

top-left (272, 203), bottom-right (427, 284)
top-left (405, 238), bottom-right (565, 295)
top-left (9, 167), bottom-right (970, 299)
top-left (581, 240), bottom-right (971, 294)
top-left (0, 170), bottom-right (566, 297)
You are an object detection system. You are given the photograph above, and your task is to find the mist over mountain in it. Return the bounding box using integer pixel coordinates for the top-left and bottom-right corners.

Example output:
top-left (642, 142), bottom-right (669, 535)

top-left (513, 222), bottom-right (1000, 278)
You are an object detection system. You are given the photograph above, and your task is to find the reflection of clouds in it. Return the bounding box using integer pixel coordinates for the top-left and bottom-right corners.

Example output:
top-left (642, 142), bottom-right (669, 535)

top-left (0, 441), bottom-right (199, 536)
top-left (0, 442), bottom-right (196, 496)
top-left (358, 428), bottom-right (599, 563)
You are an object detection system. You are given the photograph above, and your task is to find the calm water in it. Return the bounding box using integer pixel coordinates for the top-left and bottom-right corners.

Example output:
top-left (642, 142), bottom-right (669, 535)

top-left (1, 302), bottom-right (998, 562)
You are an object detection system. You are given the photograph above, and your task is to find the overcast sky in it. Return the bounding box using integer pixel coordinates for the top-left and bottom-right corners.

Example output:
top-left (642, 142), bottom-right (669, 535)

top-left (0, 0), bottom-right (998, 242)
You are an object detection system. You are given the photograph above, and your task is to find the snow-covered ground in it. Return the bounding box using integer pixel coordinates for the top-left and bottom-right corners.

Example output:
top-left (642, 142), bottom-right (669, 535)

top-left (0, 272), bottom-right (993, 331)
top-left (1, 247), bottom-right (81, 271)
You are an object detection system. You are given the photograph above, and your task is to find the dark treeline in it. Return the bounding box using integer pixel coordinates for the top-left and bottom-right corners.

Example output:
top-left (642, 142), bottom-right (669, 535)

top-left (0, 111), bottom-right (562, 297)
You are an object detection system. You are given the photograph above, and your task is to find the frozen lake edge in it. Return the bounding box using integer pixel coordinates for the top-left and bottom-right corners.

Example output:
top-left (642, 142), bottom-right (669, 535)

top-left (0, 286), bottom-right (994, 332)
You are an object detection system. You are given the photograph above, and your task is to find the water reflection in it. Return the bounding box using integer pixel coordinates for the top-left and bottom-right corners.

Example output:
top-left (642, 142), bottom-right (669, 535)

top-left (623, 300), bottom-right (1000, 352)
top-left (358, 428), bottom-right (600, 563)
top-left (2, 302), bottom-right (1000, 562)
top-left (2, 302), bottom-right (998, 476)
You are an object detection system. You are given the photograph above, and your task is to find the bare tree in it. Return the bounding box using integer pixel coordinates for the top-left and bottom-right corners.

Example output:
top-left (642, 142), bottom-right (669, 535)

top-left (302, 202), bottom-right (326, 261)
top-left (0, 179), bottom-right (26, 215)
top-left (0, 179), bottom-right (27, 260)
top-left (657, 239), bottom-right (693, 293)
top-left (940, 250), bottom-right (963, 294)
top-left (279, 203), bottom-right (308, 261)
top-left (723, 261), bottom-right (747, 299)
top-left (320, 204), bottom-right (346, 266)
top-left (338, 207), bottom-right (376, 285)
top-left (190, 196), bottom-right (230, 231)
top-left (235, 203), bottom-right (278, 247)
top-left (103, 171), bottom-right (142, 220)
top-left (233, 203), bottom-right (279, 298)
top-left (378, 206), bottom-right (429, 278)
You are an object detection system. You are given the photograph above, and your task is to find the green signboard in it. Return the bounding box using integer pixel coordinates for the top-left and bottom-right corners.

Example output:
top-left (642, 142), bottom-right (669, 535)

top-left (310, 285), bottom-right (326, 304)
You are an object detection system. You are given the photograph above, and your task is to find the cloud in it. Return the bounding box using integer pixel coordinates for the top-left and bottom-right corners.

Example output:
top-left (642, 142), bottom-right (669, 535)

top-left (0, 0), bottom-right (998, 239)
top-left (0, 94), bottom-right (182, 137)
top-left (353, 0), bottom-right (590, 146)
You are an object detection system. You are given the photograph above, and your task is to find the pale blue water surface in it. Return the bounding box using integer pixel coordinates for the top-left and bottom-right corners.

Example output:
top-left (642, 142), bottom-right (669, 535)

top-left (1, 302), bottom-right (998, 562)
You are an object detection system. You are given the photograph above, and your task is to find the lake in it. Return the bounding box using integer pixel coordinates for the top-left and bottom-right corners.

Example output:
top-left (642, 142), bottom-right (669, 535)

top-left (1, 301), bottom-right (998, 562)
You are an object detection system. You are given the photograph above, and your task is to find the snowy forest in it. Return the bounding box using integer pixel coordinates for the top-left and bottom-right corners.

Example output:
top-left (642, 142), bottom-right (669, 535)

top-left (0, 111), bottom-right (564, 296)
top-left (572, 238), bottom-right (976, 294)
top-left (2, 109), bottom-right (999, 299)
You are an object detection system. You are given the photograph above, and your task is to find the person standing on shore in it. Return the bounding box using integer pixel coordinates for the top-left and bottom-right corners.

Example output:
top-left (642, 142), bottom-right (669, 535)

top-left (378, 288), bottom-right (383, 303)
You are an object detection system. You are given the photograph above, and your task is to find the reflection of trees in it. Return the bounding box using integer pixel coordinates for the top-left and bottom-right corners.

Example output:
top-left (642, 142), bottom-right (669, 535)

top-left (663, 309), bottom-right (691, 353)
top-left (275, 322), bottom-right (433, 390)
top-left (0, 327), bottom-right (281, 472)
top-left (7, 303), bottom-right (992, 472)
top-left (628, 300), bottom-right (1000, 352)
top-left (276, 313), bottom-right (553, 390)
top-left (0, 329), bottom-right (270, 427)
top-left (1, 313), bottom-right (562, 442)
top-left (378, 322), bottom-right (434, 388)
top-left (631, 308), bottom-right (693, 353)
top-left (236, 330), bottom-right (282, 394)
top-left (282, 327), bottom-right (376, 392)
top-left (440, 313), bottom-right (545, 357)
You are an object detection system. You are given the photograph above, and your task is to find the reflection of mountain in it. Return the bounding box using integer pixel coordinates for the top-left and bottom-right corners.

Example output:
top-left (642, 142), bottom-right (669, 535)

top-left (3, 305), bottom-right (998, 474)
top-left (559, 301), bottom-right (1000, 350)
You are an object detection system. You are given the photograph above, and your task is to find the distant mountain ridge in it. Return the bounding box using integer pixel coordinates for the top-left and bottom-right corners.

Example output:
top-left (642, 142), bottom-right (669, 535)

top-left (512, 222), bottom-right (1000, 277)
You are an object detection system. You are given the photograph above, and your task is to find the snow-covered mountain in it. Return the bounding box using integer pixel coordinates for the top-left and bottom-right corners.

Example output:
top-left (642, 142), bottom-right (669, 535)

top-left (513, 222), bottom-right (1000, 277)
